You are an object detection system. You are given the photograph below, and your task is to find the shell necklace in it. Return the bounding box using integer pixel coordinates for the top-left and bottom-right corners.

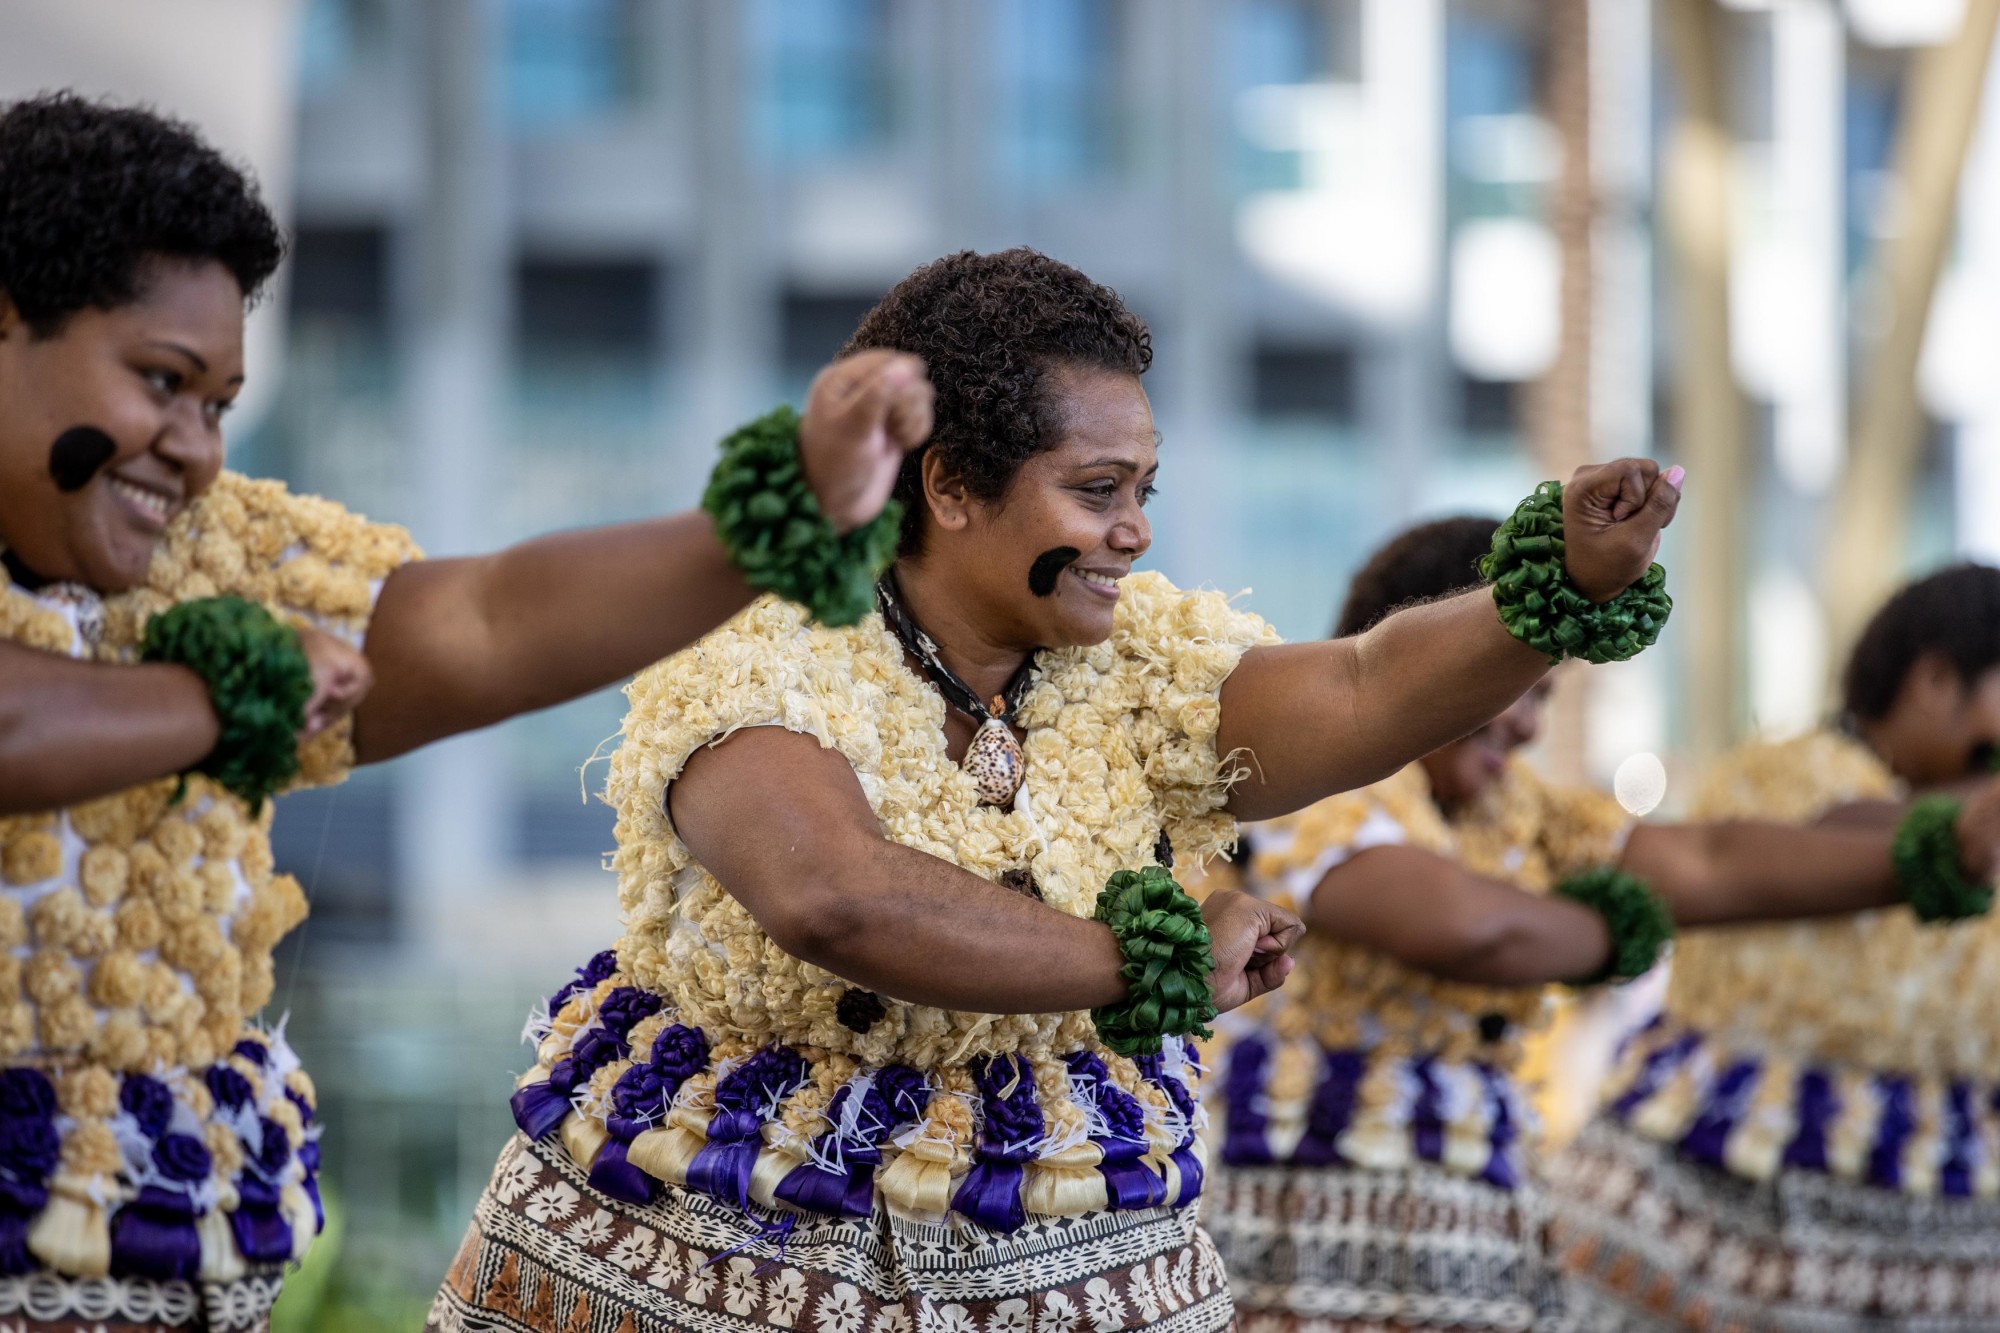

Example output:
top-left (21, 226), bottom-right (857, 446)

top-left (876, 572), bottom-right (1036, 806)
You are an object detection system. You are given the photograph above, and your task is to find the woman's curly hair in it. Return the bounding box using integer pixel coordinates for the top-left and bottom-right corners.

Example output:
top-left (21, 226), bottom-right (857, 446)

top-left (841, 248), bottom-right (1152, 553)
top-left (1843, 563), bottom-right (2000, 723)
top-left (1336, 515), bottom-right (1500, 637)
top-left (0, 92), bottom-right (284, 336)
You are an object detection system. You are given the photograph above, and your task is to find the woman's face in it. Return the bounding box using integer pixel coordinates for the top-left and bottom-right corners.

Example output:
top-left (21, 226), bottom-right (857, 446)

top-left (1882, 659), bottom-right (2000, 787)
top-left (1420, 678), bottom-right (1554, 811)
top-left (916, 365), bottom-right (1157, 650)
top-left (0, 258), bottom-right (245, 592)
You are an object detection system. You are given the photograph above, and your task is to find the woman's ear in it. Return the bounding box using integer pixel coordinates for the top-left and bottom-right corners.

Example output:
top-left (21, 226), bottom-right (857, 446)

top-left (920, 449), bottom-right (973, 533)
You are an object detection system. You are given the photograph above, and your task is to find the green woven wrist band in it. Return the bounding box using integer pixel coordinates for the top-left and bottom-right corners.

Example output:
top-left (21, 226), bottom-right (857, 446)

top-left (1481, 480), bottom-right (1673, 664)
top-left (1556, 865), bottom-right (1675, 986)
top-left (1894, 794), bottom-right (1994, 923)
top-left (139, 596), bottom-right (312, 813)
top-left (1091, 866), bottom-right (1218, 1057)
top-left (702, 406), bottom-right (901, 627)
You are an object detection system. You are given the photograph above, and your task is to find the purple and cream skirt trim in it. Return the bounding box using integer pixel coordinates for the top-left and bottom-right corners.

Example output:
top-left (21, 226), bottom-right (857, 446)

top-left (1601, 1015), bottom-right (2000, 1198)
top-left (508, 952), bottom-right (1209, 1233)
top-left (0, 1027), bottom-right (321, 1286)
top-left (1208, 1029), bottom-right (1535, 1191)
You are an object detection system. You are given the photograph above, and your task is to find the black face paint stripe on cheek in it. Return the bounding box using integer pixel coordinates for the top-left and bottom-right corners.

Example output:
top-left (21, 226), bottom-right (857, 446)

top-left (1028, 547), bottom-right (1081, 598)
top-left (48, 426), bottom-right (117, 493)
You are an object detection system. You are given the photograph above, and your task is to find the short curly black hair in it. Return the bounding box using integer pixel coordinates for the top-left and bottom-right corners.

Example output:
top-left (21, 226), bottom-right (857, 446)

top-left (0, 92), bottom-right (284, 337)
top-left (1842, 563), bottom-right (2000, 723)
top-left (1335, 515), bottom-right (1500, 637)
top-left (841, 248), bottom-right (1153, 553)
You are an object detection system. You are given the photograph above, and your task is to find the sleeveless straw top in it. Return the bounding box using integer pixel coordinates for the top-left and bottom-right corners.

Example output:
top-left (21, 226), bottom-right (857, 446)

top-left (1211, 761), bottom-right (1629, 1190)
top-left (1601, 731), bottom-right (2000, 1199)
top-left (509, 572), bottom-right (1279, 1232)
top-left (0, 473), bottom-right (418, 1281)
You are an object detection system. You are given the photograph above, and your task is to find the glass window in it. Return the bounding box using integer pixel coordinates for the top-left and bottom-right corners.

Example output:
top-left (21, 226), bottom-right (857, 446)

top-left (1250, 341), bottom-right (1360, 425)
top-left (505, 0), bottom-right (636, 127)
top-left (1229, 0), bottom-right (1356, 195)
top-left (997, 0), bottom-right (1122, 188)
top-left (754, 0), bottom-right (893, 164)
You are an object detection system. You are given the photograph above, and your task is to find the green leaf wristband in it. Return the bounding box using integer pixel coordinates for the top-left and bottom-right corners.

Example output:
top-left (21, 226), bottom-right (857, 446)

top-left (1480, 480), bottom-right (1673, 664)
top-left (1091, 866), bottom-right (1218, 1057)
top-left (138, 596), bottom-right (314, 813)
top-left (702, 406), bottom-right (902, 627)
top-left (1555, 865), bottom-right (1675, 986)
top-left (1893, 794), bottom-right (1995, 923)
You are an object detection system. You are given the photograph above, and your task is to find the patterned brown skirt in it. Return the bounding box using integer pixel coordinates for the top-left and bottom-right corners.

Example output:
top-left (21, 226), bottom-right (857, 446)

top-left (1202, 1160), bottom-right (1571, 1333)
top-left (0, 1269), bottom-right (284, 1332)
top-left (1550, 1118), bottom-right (2000, 1332)
top-left (427, 1133), bottom-right (1234, 1333)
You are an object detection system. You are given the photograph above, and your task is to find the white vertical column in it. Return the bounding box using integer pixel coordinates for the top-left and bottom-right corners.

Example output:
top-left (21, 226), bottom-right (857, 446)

top-left (1158, 0), bottom-right (1237, 578)
top-left (678, 0), bottom-right (776, 466)
top-left (1585, 0), bottom-right (1673, 776)
top-left (1590, 0), bottom-right (1654, 459)
top-left (1363, 0), bottom-right (1446, 519)
top-left (397, 0), bottom-right (509, 943)
top-left (1769, 0), bottom-right (1846, 495)
top-left (1953, 37), bottom-right (2000, 561)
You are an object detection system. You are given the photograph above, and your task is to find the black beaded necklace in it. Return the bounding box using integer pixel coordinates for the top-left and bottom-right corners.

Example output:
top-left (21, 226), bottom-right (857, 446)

top-left (876, 572), bottom-right (1036, 806)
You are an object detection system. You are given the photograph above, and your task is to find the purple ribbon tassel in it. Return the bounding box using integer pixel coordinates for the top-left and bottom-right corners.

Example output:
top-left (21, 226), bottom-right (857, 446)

top-left (1291, 1049), bottom-right (1365, 1168)
top-left (1781, 1069), bottom-right (1838, 1173)
top-left (1610, 1031), bottom-right (1701, 1121)
top-left (952, 1055), bottom-right (1043, 1233)
top-left (109, 1186), bottom-right (202, 1281)
top-left (1135, 1048), bottom-right (1205, 1207)
top-left (1218, 1038), bottom-right (1273, 1167)
top-left (1678, 1059), bottom-right (1760, 1169)
top-left (1943, 1081), bottom-right (1978, 1198)
top-left (1066, 1053), bottom-right (1164, 1210)
top-left (687, 1046), bottom-right (809, 1210)
top-left (228, 1178), bottom-right (294, 1266)
top-left (1476, 1064), bottom-right (1519, 1191)
top-left (1410, 1059), bottom-right (1445, 1164)
top-left (1867, 1075), bottom-right (1916, 1191)
top-left (775, 1066), bottom-right (925, 1220)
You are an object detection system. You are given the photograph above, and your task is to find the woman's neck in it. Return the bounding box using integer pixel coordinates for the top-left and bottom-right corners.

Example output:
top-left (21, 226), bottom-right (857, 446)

top-left (891, 559), bottom-right (1035, 710)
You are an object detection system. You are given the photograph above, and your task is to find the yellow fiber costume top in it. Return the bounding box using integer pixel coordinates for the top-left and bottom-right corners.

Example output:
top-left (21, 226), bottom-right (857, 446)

top-left (1599, 730), bottom-right (2000, 1196)
top-left (1208, 759), bottom-right (1628, 1188)
top-left (509, 572), bottom-right (1278, 1231)
top-left (0, 472), bottom-right (417, 1279)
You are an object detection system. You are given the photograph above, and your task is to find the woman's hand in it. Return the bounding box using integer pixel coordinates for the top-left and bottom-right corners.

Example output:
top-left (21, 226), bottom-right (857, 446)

top-left (1202, 888), bottom-right (1304, 1012)
top-left (798, 350), bottom-right (936, 534)
top-left (1952, 777), bottom-right (2000, 881)
top-left (296, 625), bottom-right (373, 740)
top-left (1561, 458), bottom-right (1685, 602)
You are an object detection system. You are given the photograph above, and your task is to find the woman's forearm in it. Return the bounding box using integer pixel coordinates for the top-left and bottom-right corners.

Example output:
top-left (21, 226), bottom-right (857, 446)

top-left (776, 839), bottom-right (1132, 1013)
top-left (1621, 821), bottom-right (1901, 927)
top-left (1308, 847), bottom-right (1610, 986)
top-left (354, 511), bottom-right (753, 762)
top-left (1221, 590), bottom-right (1548, 819)
top-left (0, 641), bottom-right (217, 812)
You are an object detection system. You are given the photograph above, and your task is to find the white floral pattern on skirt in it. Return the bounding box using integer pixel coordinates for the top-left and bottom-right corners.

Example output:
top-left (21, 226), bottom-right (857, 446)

top-left (427, 1133), bottom-right (1233, 1333)
top-left (1551, 1118), bottom-right (2000, 1331)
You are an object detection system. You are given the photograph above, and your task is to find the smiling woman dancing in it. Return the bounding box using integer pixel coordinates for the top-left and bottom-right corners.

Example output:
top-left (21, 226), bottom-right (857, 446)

top-left (427, 249), bottom-right (1684, 1333)
top-left (0, 92), bottom-right (927, 1333)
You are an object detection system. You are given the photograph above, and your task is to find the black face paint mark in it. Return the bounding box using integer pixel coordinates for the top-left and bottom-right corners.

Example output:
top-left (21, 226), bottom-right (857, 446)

top-left (1028, 547), bottom-right (1081, 598)
top-left (1971, 740), bottom-right (2000, 775)
top-left (48, 427), bottom-right (117, 493)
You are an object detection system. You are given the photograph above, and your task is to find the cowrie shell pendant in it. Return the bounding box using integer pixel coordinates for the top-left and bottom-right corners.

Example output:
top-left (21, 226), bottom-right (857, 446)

top-left (964, 710), bottom-right (1025, 807)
